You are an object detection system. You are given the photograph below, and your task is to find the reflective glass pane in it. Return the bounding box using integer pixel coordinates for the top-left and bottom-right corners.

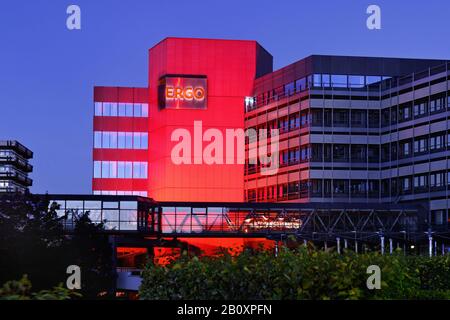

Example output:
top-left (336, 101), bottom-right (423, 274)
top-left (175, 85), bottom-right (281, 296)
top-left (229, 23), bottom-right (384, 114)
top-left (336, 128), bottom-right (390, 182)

top-left (84, 201), bottom-right (101, 209)
top-left (118, 103), bottom-right (126, 116)
top-left (94, 102), bottom-right (102, 116)
top-left (120, 201), bottom-right (137, 209)
top-left (110, 132), bottom-right (117, 149)
top-left (110, 103), bottom-right (118, 116)
top-left (141, 104), bottom-right (148, 117)
top-left (118, 132), bottom-right (125, 149)
top-left (94, 161), bottom-right (101, 178)
top-left (94, 132), bottom-right (102, 148)
top-left (103, 202), bottom-right (119, 209)
top-left (133, 133), bottom-right (140, 149)
top-left (126, 103), bottom-right (133, 117)
top-left (133, 104), bottom-right (141, 117)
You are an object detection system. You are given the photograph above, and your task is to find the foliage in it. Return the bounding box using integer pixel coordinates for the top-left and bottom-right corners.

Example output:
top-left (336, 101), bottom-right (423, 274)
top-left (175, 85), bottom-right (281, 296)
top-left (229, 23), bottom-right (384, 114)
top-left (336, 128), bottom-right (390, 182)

top-left (0, 275), bottom-right (81, 300)
top-left (0, 194), bottom-right (115, 299)
top-left (139, 246), bottom-right (450, 300)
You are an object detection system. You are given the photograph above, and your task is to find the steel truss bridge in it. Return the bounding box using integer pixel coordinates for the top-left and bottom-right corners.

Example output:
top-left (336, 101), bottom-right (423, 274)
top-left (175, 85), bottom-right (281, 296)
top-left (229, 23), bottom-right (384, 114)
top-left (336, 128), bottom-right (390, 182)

top-left (47, 195), bottom-right (450, 249)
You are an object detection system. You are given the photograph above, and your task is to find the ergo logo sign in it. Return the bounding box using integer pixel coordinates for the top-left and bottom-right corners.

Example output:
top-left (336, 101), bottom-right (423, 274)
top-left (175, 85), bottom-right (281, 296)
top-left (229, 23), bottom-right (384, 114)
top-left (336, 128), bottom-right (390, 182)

top-left (159, 75), bottom-right (207, 109)
top-left (165, 86), bottom-right (205, 101)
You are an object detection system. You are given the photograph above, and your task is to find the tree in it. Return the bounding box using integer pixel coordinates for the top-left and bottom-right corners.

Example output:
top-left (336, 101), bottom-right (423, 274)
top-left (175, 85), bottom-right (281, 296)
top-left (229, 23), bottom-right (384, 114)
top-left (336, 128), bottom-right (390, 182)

top-left (64, 211), bottom-right (116, 299)
top-left (0, 194), bottom-right (115, 299)
top-left (0, 193), bottom-right (68, 290)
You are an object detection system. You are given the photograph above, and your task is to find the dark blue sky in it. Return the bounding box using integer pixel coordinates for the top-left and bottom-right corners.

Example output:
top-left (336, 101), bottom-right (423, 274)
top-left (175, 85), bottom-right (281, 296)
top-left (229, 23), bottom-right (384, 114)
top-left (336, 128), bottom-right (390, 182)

top-left (1, 0), bottom-right (449, 194)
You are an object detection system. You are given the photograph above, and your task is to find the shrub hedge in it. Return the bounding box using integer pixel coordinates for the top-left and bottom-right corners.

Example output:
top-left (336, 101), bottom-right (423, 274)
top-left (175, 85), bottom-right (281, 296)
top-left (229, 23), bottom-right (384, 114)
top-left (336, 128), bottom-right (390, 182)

top-left (139, 246), bottom-right (450, 300)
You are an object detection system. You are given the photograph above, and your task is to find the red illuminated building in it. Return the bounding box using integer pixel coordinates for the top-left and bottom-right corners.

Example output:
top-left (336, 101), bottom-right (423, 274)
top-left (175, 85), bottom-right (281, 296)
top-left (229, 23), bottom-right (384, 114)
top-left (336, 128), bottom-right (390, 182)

top-left (92, 37), bottom-right (450, 259)
top-left (93, 37), bottom-right (273, 202)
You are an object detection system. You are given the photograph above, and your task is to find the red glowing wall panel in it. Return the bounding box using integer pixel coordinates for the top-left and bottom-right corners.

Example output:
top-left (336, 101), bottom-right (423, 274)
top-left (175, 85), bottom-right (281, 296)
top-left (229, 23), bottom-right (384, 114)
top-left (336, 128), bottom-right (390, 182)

top-left (148, 38), bottom-right (272, 202)
top-left (92, 86), bottom-right (149, 194)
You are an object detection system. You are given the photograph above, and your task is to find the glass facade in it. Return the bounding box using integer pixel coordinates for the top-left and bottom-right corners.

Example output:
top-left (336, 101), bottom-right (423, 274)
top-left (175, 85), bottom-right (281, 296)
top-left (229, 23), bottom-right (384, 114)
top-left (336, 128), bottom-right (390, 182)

top-left (51, 197), bottom-right (154, 231)
top-left (93, 161), bottom-right (147, 179)
top-left (245, 60), bottom-right (450, 227)
top-left (94, 102), bottom-right (148, 118)
top-left (94, 131), bottom-right (148, 150)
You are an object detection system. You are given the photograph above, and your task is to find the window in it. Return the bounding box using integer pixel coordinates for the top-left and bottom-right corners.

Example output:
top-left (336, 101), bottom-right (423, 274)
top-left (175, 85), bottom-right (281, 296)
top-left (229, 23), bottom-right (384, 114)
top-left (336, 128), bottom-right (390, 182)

top-left (433, 210), bottom-right (444, 225)
top-left (413, 101), bottom-right (427, 117)
top-left (430, 97), bottom-right (444, 113)
top-left (95, 102), bottom-right (148, 118)
top-left (109, 161), bottom-right (117, 178)
top-left (125, 162), bottom-right (132, 178)
top-left (333, 109), bottom-right (349, 127)
top-left (348, 75), bottom-right (365, 88)
top-left (118, 132), bottom-right (126, 149)
top-left (322, 74), bottom-right (331, 87)
top-left (102, 161), bottom-right (110, 178)
top-left (295, 78), bottom-right (306, 92)
top-left (414, 138), bottom-right (427, 154)
top-left (368, 110), bottom-right (380, 128)
top-left (94, 161), bottom-right (101, 178)
top-left (331, 75), bottom-right (347, 88)
top-left (94, 132), bottom-right (147, 149)
top-left (399, 104), bottom-right (411, 121)
top-left (94, 102), bottom-right (102, 116)
top-left (430, 172), bottom-right (444, 188)
top-left (126, 103), bottom-right (133, 117)
top-left (401, 177), bottom-right (411, 192)
top-left (133, 103), bottom-right (142, 117)
top-left (110, 103), bottom-right (118, 116)
top-left (366, 76), bottom-right (381, 85)
top-left (414, 175), bottom-right (427, 189)
top-left (351, 145), bottom-right (366, 162)
top-left (313, 74), bottom-right (322, 87)
top-left (94, 161), bottom-right (147, 179)
top-left (141, 104), bottom-right (149, 117)
top-left (430, 135), bottom-right (443, 151)
top-left (109, 132), bottom-right (117, 149)
top-left (400, 140), bottom-right (411, 158)
top-left (94, 132), bottom-right (102, 148)
top-left (118, 162), bottom-right (125, 178)
top-left (284, 82), bottom-right (295, 96)
top-left (333, 180), bottom-right (348, 196)
top-left (126, 133), bottom-right (133, 149)
top-left (333, 144), bottom-right (348, 162)
top-left (351, 110), bottom-right (367, 128)
top-left (118, 103), bottom-right (126, 116)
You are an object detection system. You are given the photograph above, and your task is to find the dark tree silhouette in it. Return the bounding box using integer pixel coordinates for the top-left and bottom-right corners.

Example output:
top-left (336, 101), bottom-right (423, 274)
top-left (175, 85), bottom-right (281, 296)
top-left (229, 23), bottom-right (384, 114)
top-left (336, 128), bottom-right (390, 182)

top-left (0, 194), bottom-right (115, 299)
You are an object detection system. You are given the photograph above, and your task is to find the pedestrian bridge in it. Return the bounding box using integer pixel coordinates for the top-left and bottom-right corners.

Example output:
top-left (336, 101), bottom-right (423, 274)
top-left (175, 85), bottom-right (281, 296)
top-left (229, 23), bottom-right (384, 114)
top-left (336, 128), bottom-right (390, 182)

top-left (46, 194), bottom-right (439, 243)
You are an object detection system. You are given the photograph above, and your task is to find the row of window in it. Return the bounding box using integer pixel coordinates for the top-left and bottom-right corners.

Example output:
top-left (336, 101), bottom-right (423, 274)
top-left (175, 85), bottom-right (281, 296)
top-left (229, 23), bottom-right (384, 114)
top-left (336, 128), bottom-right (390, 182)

top-left (395, 95), bottom-right (450, 123)
top-left (248, 94), bottom-right (450, 130)
top-left (248, 74), bottom-right (392, 110)
top-left (93, 161), bottom-right (148, 179)
top-left (93, 190), bottom-right (148, 197)
top-left (246, 131), bottom-right (450, 172)
top-left (392, 132), bottom-right (449, 160)
top-left (94, 102), bottom-right (149, 118)
top-left (246, 171), bottom-right (450, 201)
top-left (0, 165), bottom-right (29, 179)
top-left (0, 180), bottom-right (27, 192)
top-left (94, 131), bottom-right (148, 150)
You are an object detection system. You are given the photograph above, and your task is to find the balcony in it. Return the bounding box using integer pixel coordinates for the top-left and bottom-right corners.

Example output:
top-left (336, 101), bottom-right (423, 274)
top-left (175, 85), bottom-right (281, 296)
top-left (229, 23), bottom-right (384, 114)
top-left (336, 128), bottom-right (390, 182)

top-left (0, 171), bottom-right (33, 186)
top-left (0, 155), bottom-right (33, 172)
top-left (0, 141), bottom-right (33, 159)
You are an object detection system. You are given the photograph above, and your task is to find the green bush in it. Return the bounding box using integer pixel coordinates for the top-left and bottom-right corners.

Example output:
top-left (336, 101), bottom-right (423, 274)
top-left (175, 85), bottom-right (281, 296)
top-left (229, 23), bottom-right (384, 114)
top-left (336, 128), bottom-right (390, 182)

top-left (0, 275), bottom-right (81, 300)
top-left (139, 246), bottom-right (450, 300)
